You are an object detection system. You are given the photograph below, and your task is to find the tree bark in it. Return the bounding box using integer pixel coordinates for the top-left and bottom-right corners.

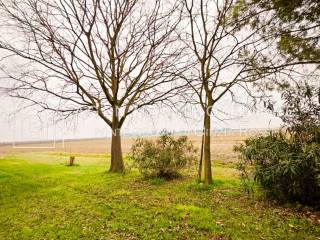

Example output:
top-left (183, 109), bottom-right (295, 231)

top-left (109, 112), bottom-right (124, 173)
top-left (198, 122), bottom-right (204, 181)
top-left (203, 106), bottom-right (213, 184)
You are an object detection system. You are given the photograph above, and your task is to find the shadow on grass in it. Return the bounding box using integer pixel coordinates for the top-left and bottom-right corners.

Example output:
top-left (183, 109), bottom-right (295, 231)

top-left (188, 179), bottom-right (231, 192)
top-left (65, 164), bottom-right (80, 167)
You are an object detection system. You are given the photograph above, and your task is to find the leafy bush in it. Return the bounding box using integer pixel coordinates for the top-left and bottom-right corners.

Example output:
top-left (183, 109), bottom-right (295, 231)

top-left (235, 131), bottom-right (320, 205)
top-left (129, 132), bottom-right (197, 179)
top-left (235, 83), bottom-right (320, 206)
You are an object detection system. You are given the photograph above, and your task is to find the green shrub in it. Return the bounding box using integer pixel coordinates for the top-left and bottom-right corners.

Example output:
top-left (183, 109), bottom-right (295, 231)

top-left (236, 82), bottom-right (320, 206)
top-left (129, 132), bottom-right (197, 179)
top-left (235, 130), bottom-right (320, 206)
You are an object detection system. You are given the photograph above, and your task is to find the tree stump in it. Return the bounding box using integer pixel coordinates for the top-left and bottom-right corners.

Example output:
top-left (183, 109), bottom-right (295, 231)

top-left (69, 156), bottom-right (75, 166)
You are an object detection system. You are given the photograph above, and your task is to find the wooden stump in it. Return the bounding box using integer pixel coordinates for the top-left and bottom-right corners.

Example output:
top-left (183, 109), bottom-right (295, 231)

top-left (69, 156), bottom-right (75, 166)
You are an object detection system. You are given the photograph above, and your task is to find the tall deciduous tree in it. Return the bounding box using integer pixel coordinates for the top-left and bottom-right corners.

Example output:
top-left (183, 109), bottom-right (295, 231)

top-left (0, 0), bottom-right (183, 172)
top-left (180, 0), bottom-right (278, 184)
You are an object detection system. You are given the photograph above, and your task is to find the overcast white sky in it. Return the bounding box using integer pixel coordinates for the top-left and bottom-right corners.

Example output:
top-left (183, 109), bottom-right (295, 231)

top-left (0, 91), bottom-right (282, 143)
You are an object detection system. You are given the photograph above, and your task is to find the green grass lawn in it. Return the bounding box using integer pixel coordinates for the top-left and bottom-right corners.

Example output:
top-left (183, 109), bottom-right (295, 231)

top-left (0, 153), bottom-right (319, 239)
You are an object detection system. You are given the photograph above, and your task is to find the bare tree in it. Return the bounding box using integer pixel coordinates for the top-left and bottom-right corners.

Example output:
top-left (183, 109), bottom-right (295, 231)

top-left (0, 0), bottom-right (184, 172)
top-left (180, 0), bottom-right (280, 184)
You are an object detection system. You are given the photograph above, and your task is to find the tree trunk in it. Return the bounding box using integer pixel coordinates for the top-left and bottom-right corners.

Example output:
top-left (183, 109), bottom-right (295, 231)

top-left (109, 113), bottom-right (125, 173)
top-left (203, 107), bottom-right (213, 184)
top-left (198, 123), bottom-right (204, 182)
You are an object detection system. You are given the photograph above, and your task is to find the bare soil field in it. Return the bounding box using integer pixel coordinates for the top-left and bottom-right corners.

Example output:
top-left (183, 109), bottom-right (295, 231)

top-left (0, 131), bottom-right (263, 161)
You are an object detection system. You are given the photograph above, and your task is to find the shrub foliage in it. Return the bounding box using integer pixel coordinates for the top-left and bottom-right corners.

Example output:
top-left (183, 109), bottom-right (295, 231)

top-left (235, 131), bottom-right (320, 205)
top-left (130, 132), bottom-right (197, 179)
top-left (235, 83), bottom-right (320, 206)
